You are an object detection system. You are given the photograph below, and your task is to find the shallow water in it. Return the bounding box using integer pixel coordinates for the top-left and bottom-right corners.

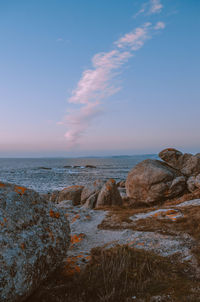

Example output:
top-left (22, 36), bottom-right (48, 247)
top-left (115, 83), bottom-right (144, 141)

top-left (0, 155), bottom-right (157, 193)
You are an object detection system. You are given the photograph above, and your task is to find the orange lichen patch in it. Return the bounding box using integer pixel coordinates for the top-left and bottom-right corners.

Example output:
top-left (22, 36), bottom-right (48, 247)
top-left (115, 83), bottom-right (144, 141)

top-left (152, 209), bottom-right (180, 221)
top-left (85, 214), bottom-right (91, 220)
top-left (137, 242), bottom-right (145, 246)
top-left (62, 256), bottom-right (82, 276)
top-left (0, 183), bottom-right (5, 188)
top-left (70, 233), bottom-right (85, 246)
top-left (72, 214), bottom-right (80, 223)
top-left (49, 209), bottom-right (60, 218)
top-left (21, 243), bottom-right (25, 250)
top-left (14, 185), bottom-right (27, 195)
top-left (166, 213), bottom-right (181, 221)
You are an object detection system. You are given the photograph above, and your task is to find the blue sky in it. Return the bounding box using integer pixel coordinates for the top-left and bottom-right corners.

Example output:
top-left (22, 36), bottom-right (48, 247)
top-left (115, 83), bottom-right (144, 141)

top-left (0, 0), bottom-right (199, 157)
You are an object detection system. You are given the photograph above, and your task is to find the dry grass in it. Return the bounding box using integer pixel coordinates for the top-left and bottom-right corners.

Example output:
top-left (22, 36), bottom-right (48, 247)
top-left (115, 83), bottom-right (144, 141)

top-left (26, 245), bottom-right (200, 302)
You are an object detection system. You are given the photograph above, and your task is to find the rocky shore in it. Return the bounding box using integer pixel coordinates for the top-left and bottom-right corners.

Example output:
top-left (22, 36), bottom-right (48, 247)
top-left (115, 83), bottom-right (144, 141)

top-left (1, 148), bottom-right (200, 301)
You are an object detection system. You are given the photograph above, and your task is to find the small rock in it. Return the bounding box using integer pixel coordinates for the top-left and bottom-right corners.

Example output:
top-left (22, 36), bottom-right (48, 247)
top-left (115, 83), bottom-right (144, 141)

top-left (84, 192), bottom-right (98, 209)
top-left (85, 165), bottom-right (96, 168)
top-left (81, 179), bottom-right (105, 205)
top-left (96, 179), bottom-right (122, 208)
top-left (57, 185), bottom-right (84, 205)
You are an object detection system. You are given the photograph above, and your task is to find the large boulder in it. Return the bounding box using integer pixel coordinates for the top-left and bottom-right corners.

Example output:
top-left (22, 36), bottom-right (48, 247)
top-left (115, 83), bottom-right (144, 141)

top-left (126, 159), bottom-right (186, 204)
top-left (81, 179), bottom-right (105, 205)
top-left (159, 148), bottom-right (200, 176)
top-left (0, 182), bottom-right (70, 302)
top-left (57, 185), bottom-right (84, 205)
top-left (96, 179), bottom-right (123, 208)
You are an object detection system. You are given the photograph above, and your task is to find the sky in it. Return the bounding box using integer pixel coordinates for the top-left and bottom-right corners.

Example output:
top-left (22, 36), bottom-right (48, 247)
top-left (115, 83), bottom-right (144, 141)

top-left (0, 0), bottom-right (199, 157)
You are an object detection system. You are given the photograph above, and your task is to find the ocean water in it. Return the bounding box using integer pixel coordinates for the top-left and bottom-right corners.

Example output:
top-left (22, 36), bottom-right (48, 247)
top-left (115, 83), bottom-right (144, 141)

top-left (0, 155), bottom-right (157, 193)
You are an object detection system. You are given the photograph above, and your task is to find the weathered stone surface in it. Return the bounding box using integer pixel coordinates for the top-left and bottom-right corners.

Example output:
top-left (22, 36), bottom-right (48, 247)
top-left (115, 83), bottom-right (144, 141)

top-left (96, 179), bottom-right (123, 208)
top-left (81, 179), bottom-right (105, 204)
top-left (187, 176), bottom-right (196, 192)
top-left (181, 154), bottom-right (200, 176)
top-left (57, 185), bottom-right (84, 205)
top-left (84, 192), bottom-right (98, 209)
top-left (0, 182), bottom-right (70, 302)
top-left (195, 174), bottom-right (200, 189)
top-left (159, 148), bottom-right (200, 176)
top-left (126, 159), bottom-right (186, 204)
top-left (159, 148), bottom-right (183, 168)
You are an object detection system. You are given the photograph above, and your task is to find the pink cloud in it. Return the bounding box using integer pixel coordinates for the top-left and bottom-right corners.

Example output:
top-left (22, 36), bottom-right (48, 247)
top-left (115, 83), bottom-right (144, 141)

top-left (115, 23), bottom-right (151, 50)
top-left (62, 18), bottom-right (165, 148)
top-left (149, 0), bottom-right (163, 14)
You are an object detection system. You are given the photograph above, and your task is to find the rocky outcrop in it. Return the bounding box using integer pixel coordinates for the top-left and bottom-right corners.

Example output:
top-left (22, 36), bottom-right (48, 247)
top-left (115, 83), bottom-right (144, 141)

top-left (81, 179), bottom-right (105, 205)
top-left (57, 185), bottom-right (84, 205)
top-left (0, 182), bottom-right (70, 302)
top-left (159, 148), bottom-right (200, 177)
top-left (96, 179), bottom-right (123, 208)
top-left (126, 159), bottom-right (186, 204)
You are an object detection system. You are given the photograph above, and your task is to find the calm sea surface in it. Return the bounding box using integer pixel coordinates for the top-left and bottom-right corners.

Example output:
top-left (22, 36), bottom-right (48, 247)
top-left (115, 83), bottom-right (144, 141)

top-left (0, 155), bottom-right (157, 193)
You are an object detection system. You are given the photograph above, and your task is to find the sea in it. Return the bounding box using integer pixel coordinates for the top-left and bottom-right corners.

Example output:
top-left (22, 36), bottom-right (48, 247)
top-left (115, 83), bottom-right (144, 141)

top-left (0, 155), bottom-right (157, 193)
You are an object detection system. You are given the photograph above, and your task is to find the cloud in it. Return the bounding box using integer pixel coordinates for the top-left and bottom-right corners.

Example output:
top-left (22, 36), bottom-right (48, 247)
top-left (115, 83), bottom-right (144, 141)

top-left (61, 2), bottom-right (165, 148)
top-left (134, 0), bottom-right (163, 17)
top-left (149, 0), bottom-right (163, 14)
top-left (115, 23), bottom-right (151, 50)
top-left (154, 21), bottom-right (166, 30)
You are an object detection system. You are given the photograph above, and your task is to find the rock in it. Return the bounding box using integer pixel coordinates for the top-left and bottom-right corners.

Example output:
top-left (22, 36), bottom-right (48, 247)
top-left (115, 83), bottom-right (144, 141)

top-left (126, 159), bottom-right (186, 204)
top-left (195, 174), bottom-right (200, 189)
top-left (181, 154), bottom-right (200, 176)
top-left (84, 192), bottom-right (98, 209)
top-left (187, 176), bottom-right (196, 192)
top-left (159, 148), bottom-right (183, 168)
top-left (159, 148), bottom-right (200, 176)
top-left (0, 182), bottom-right (70, 302)
top-left (85, 165), bottom-right (96, 168)
top-left (81, 179), bottom-right (105, 205)
top-left (117, 180), bottom-right (126, 188)
top-left (57, 185), bottom-right (84, 205)
top-left (96, 179), bottom-right (123, 208)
